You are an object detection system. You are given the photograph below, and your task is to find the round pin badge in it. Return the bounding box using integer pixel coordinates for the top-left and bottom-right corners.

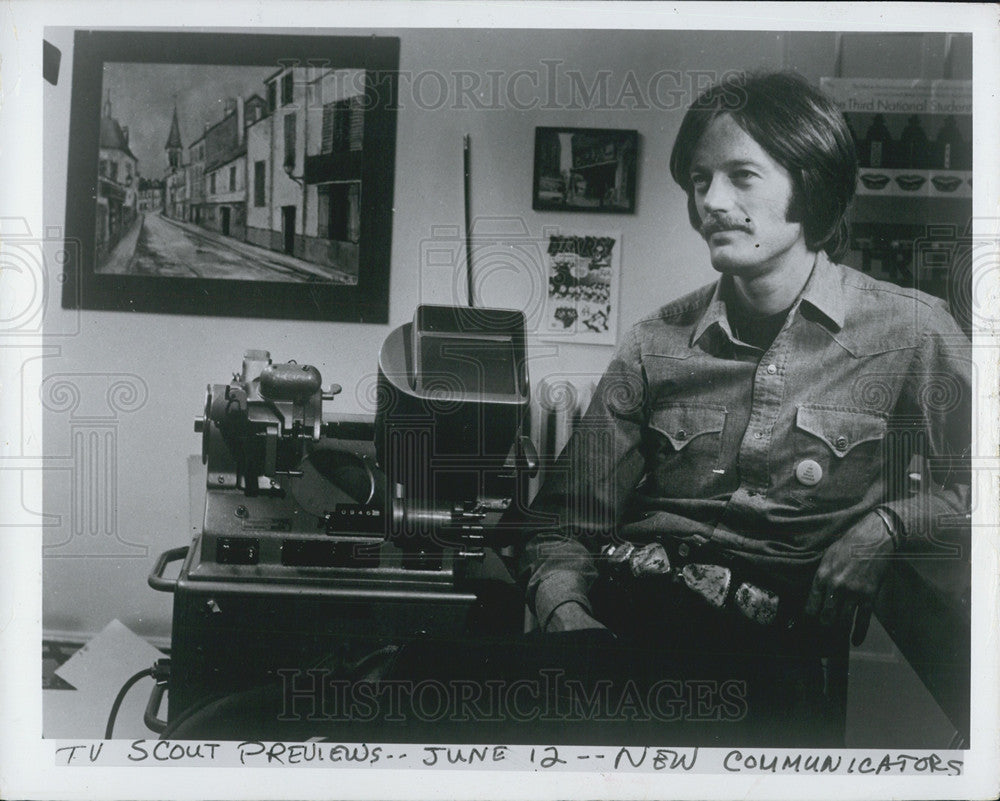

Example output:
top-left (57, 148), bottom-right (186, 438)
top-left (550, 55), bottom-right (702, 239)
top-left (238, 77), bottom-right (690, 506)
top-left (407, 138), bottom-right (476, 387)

top-left (795, 459), bottom-right (823, 486)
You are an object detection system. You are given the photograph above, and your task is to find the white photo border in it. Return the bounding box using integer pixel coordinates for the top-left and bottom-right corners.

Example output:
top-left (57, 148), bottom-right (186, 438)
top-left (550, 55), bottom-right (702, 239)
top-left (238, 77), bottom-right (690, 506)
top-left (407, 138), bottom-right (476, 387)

top-left (2, 2), bottom-right (998, 800)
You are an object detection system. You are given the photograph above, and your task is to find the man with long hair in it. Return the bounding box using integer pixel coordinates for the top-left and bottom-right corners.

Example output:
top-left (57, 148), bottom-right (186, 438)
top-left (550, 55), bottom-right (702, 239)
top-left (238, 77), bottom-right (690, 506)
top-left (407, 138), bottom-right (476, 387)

top-left (521, 72), bottom-right (971, 744)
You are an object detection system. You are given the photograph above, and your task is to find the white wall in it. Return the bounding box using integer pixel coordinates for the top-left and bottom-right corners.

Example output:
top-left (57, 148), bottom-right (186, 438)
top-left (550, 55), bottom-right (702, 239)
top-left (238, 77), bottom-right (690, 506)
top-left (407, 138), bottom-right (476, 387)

top-left (46, 28), bottom-right (951, 639)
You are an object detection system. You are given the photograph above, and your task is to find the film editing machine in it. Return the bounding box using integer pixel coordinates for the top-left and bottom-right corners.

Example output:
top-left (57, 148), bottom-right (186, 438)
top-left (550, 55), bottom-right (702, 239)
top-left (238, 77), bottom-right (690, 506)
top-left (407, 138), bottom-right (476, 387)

top-left (148, 306), bottom-right (536, 730)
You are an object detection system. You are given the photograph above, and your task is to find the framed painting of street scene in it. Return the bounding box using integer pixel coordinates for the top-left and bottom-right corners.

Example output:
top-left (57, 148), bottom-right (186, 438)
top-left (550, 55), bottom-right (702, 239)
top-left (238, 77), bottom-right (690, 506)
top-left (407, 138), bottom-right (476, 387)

top-left (532, 127), bottom-right (638, 213)
top-left (61, 30), bottom-right (399, 323)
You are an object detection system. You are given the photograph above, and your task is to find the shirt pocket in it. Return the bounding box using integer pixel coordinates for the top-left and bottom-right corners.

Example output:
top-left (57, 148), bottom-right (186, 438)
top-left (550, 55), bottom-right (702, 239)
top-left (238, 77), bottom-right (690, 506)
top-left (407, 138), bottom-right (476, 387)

top-left (647, 403), bottom-right (728, 497)
top-left (789, 404), bottom-right (888, 508)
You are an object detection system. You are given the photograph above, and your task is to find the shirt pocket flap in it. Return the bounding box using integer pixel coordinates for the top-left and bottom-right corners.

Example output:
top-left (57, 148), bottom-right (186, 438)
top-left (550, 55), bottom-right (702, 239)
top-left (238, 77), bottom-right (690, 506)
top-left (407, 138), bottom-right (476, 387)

top-left (649, 404), bottom-right (727, 450)
top-left (795, 405), bottom-right (887, 457)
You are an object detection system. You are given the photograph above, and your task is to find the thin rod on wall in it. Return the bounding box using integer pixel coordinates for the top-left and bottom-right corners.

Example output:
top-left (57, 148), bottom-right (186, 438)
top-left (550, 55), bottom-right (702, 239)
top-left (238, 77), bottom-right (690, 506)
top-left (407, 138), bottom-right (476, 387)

top-left (464, 134), bottom-right (475, 307)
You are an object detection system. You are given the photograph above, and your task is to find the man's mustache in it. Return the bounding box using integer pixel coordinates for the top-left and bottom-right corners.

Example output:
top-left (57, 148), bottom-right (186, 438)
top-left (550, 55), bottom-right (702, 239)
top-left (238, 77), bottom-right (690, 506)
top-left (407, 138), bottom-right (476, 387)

top-left (700, 216), bottom-right (752, 238)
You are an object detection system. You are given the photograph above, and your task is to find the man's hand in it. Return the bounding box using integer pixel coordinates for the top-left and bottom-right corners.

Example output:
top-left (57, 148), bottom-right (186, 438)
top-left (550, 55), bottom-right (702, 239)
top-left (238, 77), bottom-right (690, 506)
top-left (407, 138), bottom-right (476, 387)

top-left (545, 601), bottom-right (607, 633)
top-left (805, 512), bottom-right (895, 644)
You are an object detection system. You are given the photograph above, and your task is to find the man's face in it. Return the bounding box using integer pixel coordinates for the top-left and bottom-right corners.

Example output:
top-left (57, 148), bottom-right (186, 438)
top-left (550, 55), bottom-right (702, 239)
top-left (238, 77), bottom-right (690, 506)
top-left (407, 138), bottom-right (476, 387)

top-left (689, 114), bottom-right (807, 278)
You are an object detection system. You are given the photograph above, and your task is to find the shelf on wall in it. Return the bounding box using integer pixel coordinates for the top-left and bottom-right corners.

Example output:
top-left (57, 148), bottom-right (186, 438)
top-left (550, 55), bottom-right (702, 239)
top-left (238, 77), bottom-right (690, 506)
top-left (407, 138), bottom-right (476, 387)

top-left (856, 169), bottom-right (972, 198)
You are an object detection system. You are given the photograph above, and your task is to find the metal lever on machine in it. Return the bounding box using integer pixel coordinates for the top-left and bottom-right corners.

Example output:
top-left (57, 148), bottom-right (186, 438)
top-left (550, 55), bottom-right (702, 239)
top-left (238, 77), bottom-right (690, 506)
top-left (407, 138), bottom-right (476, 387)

top-left (390, 485), bottom-right (491, 564)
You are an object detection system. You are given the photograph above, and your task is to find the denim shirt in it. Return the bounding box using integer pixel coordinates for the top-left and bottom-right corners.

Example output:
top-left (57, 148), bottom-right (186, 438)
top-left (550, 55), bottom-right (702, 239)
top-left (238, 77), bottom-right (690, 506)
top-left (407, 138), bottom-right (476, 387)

top-left (522, 254), bottom-right (972, 629)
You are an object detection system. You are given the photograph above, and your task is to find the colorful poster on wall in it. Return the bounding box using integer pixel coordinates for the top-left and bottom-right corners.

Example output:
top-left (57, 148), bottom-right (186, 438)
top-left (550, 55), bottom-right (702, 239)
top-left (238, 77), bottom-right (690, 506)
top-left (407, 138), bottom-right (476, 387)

top-left (540, 231), bottom-right (620, 346)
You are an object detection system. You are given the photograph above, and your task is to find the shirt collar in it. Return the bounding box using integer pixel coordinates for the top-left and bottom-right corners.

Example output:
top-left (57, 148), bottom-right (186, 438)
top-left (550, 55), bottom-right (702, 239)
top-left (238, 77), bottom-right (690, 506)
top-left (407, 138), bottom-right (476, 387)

top-left (690, 279), bottom-right (732, 346)
top-left (690, 251), bottom-right (845, 347)
top-left (797, 251), bottom-right (846, 331)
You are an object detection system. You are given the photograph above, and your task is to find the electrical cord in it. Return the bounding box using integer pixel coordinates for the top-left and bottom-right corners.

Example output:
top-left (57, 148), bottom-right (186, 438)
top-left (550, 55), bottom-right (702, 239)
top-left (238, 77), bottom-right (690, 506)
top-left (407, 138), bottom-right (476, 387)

top-left (105, 668), bottom-right (153, 739)
top-left (105, 659), bottom-right (171, 739)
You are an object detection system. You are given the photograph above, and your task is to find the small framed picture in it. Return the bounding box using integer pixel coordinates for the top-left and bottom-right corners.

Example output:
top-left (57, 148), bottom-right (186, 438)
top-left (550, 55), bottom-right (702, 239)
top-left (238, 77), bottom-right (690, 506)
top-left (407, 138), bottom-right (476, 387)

top-left (532, 127), bottom-right (638, 213)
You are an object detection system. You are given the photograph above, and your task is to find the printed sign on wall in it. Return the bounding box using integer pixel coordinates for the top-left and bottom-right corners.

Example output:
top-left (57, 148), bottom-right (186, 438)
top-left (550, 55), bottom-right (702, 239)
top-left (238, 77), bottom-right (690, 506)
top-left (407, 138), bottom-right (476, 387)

top-left (540, 231), bottom-right (621, 346)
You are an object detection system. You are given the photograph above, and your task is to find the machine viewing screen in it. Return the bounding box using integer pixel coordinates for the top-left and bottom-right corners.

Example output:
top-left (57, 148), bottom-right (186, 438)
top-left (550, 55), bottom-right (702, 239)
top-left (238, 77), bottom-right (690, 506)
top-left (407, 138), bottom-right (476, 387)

top-left (417, 335), bottom-right (518, 396)
top-left (411, 305), bottom-right (526, 398)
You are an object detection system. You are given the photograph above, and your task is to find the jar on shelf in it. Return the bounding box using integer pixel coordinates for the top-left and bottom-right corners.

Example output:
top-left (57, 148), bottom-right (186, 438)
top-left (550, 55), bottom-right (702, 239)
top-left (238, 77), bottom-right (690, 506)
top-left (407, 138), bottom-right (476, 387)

top-left (861, 114), bottom-right (894, 169)
top-left (898, 115), bottom-right (931, 170)
top-left (933, 116), bottom-right (971, 170)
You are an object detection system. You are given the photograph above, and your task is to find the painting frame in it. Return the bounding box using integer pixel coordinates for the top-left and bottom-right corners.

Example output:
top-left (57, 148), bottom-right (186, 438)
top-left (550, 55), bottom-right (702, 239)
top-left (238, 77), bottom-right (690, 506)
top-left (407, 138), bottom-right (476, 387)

top-left (532, 126), bottom-right (638, 213)
top-left (61, 29), bottom-right (399, 324)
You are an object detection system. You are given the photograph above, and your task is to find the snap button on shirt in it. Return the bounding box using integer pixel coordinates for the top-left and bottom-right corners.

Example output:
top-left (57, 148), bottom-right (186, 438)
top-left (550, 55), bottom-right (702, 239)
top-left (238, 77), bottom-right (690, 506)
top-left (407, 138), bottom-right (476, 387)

top-left (796, 459), bottom-right (823, 486)
top-left (766, 364), bottom-right (777, 375)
